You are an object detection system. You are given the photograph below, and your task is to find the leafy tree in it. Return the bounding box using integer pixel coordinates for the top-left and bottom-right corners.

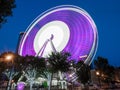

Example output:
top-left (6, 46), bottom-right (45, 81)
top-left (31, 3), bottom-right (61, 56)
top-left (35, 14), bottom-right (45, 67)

top-left (103, 65), bottom-right (115, 86)
top-left (94, 56), bottom-right (108, 76)
top-left (0, 60), bottom-right (6, 74)
top-left (76, 61), bottom-right (90, 89)
top-left (48, 52), bottom-right (71, 73)
top-left (0, 52), bottom-right (48, 90)
top-left (47, 52), bottom-right (71, 90)
top-left (94, 56), bottom-right (115, 87)
top-left (18, 55), bottom-right (46, 90)
top-left (0, 60), bottom-right (7, 86)
top-left (0, 51), bottom-right (23, 90)
top-left (0, 0), bottom-right (16, 28)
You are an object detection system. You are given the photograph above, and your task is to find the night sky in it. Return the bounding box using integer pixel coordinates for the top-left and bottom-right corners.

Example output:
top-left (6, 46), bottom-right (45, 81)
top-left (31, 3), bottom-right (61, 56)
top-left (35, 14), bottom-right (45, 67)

top-left (0, 0), bottom-right (120, 66)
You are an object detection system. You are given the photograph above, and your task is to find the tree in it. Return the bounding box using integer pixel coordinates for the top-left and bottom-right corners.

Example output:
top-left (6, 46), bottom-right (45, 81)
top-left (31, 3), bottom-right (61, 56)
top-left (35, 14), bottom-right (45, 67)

top-left (0, 51), bottom-right (23, 90)
top-left (0, 0), bottom-right (16, 28)
top-left (0, 59), bottom-right (7, 87)
top-left (103, 65), bottom-right (115, 87)
top-left (17, 55), bottom-right (46, 90)
top-left (0, 59), bottom-right (6, 74)
top-left (94, 56), bottom-right (115, 87)
top-left (76, 61), bottom-right (90, 90)
top-left (94, 56), bottom-right (108, 76)
top-left (0, 52), bottom-right (46, 90)
top-left (47, 52), bottom-right (71, 90)
top-left (48, 52), bottom-right (71, 73)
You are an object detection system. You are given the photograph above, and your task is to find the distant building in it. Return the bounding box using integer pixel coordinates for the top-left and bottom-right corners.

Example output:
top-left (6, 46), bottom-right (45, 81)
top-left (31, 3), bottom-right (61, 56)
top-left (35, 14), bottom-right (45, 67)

top-left (90, 69), bottom-right (99, 84)
top-left (90, 69), bottom-right (120, 85)
top-left (115, 68), bottom-right (120, 82)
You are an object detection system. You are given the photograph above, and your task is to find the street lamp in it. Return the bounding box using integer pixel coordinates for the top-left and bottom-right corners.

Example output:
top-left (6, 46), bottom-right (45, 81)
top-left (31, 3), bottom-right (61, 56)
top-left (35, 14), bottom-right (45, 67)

top-left (96, 71), bottom-right (101, 88)
top-left (5, 54), bottom-right (14, 63)
top-left (5, 53), bottom-right (15, 90)
top-left (96, 71), bottom-right (100, 76)
top-left (6, 55), bottom-right (13, 60)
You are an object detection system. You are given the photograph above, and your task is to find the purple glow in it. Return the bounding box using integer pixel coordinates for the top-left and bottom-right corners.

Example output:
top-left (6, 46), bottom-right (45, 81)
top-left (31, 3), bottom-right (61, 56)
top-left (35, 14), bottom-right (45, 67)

top-left (18, 5), bottom-right (98, 63)
top-left (17, 83), bottom-right (25, 90)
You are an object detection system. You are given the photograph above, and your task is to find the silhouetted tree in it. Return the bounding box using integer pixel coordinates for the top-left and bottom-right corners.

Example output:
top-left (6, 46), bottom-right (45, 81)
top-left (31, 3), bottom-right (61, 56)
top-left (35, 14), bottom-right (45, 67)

top-left (47, 52), bottom-right (71, 90)
top-left (94, 56), bottom-right (108, 76)
top-left (0, 51), bottom-right (23, 90)
top-left (18, 55), bottom-right (46, 90)
top-left (94, 56), bottom-right (115, 87)
top-left (0, 60), bottom-right (6, 74)
top-left (76, 61), bottom-right (90, 90)
top-left (0, 0), bottom-right (16, 28)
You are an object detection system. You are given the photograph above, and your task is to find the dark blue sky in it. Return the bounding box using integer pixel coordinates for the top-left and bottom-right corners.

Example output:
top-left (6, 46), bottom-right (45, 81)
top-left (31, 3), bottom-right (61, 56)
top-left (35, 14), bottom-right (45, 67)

top-left (0, 0), bottom-right (120, 66)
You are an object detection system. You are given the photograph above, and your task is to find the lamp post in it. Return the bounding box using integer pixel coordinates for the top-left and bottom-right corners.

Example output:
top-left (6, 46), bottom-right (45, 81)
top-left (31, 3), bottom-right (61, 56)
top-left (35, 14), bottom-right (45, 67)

top-left (5, 53), bottom-right (15, 90)
top-left (96, 71), bottom-right (101, 88)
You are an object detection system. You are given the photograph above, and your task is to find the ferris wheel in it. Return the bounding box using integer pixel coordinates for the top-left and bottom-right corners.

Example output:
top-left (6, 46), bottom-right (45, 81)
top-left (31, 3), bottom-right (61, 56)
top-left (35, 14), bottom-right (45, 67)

top-left (18, 5), bottom-right (98, 65)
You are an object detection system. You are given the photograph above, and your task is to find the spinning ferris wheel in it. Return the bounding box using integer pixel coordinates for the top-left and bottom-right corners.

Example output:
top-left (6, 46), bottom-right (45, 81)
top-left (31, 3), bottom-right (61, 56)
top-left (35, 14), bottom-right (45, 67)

top-left (18, 5), bottom-right (98, 65)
